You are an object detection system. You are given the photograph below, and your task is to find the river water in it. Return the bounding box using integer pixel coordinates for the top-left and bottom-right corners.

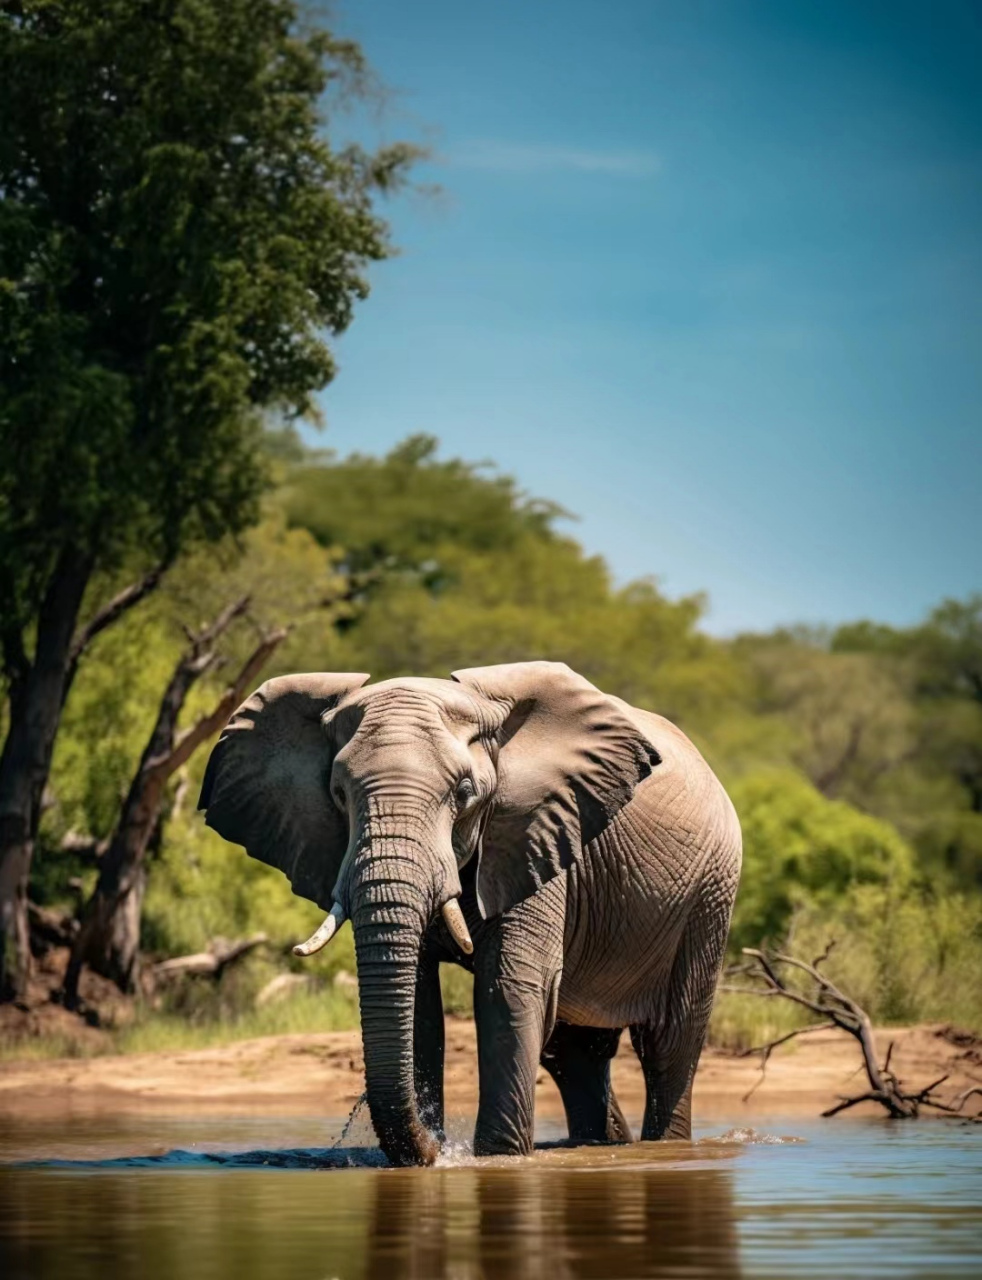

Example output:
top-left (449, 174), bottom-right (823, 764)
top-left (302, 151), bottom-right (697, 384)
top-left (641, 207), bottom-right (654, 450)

top-left (0, 1113), bottom-right (979, 1278)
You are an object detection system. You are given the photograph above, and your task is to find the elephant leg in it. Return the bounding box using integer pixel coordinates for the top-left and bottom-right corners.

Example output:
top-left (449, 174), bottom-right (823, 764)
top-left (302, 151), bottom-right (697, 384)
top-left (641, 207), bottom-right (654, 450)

top-left (629, 1017), bottom-right (700, 1141)
top-left (540, 1022), bottom-right (632, 1143)
top-left (630, 895), bottom-right (727, 1141)
top-left (413, 949), bottom-right (445, 1137)
top-left (472, 875), bottom-right (566, 1157)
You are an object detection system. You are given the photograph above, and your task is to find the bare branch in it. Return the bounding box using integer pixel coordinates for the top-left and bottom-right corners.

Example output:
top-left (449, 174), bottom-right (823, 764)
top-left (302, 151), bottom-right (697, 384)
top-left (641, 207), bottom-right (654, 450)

top-left (811, 939), bottom-right (836, 969)
top-left (157, 626), bottom-right (288, 776)
top-left (154, 933), bottom-right (267, 980)
top-left (821, 1093), bottom-right (881, 1118)
top-left (737, 1022), bottom-right (836, 1060)
top-left (190, 595), bottom-right (251, 653)
top-left (66, 561), bottom-right (170, 697)
top-left (730, 943), bottom-right (972, 1121)
top-left (736, 1022), bottom-right (837, 1103)
top-left (63, 600), bottom-right (282, 1004)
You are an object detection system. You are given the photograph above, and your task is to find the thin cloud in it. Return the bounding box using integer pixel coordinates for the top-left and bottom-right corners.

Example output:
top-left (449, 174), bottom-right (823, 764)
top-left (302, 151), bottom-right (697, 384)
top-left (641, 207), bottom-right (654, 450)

top-left (452, 140), bottom-right (661, 177)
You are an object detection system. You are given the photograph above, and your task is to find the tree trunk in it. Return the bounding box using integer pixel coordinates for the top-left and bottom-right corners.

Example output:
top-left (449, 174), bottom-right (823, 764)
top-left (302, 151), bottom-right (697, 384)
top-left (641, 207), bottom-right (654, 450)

top-left (0, 549), bottom-right (92, 1001)
top-left (64, 811), bottom-right (160, 1000)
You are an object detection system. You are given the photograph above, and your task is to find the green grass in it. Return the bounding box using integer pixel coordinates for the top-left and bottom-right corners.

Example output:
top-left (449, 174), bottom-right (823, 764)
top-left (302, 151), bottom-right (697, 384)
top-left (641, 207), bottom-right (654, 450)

top-left (116, 985), bottom-right (360, 1055)
top-left (708, 990), bottom-right (813, 1054)
top-left (440, 964), bottom-right (474, 1017)
top-left (0, 1032), bottom-right (111, 1063)
top-left (0, 985), bottom-right (361, 1063)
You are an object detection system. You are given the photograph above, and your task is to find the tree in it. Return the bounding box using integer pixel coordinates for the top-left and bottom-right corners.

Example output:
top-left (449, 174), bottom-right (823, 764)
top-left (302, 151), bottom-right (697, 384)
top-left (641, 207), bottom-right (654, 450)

top-left (834, 597), bottom-right (982, 887)
top-left (63, 597), bottom-right (286, 1004)
top-left (283, 437), bottom-right (743, 732)
top-left (0, 0), bottom-right (414, 999)
top-left (727, 769), bottom-right (913, 951)
top-left (283, 434), bottom-right (568, 590)
top-left (736, 637), bottom-right (914, 801)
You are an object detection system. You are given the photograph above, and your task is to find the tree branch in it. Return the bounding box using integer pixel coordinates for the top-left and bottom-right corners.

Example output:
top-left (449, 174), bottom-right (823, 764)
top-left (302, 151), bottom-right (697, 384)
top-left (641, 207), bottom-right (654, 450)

top-left (65, 561), bottom-right (171, 699)
top-left (188, 595), bottom-right (251, 653)
top-left (722, 944), bottom-right (979, 1120)
top-left (150, 625), bottom-right (288, 778)
top-left (153, 933), bottom-right (268, 980)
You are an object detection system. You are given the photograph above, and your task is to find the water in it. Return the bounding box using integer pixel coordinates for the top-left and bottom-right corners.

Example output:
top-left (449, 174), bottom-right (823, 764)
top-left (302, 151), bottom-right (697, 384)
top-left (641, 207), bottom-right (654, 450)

top-left (0, 1114), bottom-right (979, 1278)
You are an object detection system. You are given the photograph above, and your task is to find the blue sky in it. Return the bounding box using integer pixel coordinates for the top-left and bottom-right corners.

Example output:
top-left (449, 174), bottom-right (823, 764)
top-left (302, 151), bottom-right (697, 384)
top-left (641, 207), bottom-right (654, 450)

top-left (311, 0), bottom-right (981, 635)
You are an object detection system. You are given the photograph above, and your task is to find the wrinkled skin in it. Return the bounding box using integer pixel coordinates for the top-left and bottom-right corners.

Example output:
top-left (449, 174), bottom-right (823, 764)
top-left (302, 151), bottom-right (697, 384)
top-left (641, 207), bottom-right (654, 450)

top-left (199, 662), bottom-right (741, 1166)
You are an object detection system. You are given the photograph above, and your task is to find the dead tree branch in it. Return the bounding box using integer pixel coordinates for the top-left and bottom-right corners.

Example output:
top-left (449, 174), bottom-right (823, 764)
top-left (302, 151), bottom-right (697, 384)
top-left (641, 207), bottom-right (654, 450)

top-left (63, 601), bottom-right (286, 1006)
top-left (64, 561), bottom-right (171, 701)
top-left (723, 944), bottom-right (982, 1120)
top-left (154, 934), bottom-right (268, 980)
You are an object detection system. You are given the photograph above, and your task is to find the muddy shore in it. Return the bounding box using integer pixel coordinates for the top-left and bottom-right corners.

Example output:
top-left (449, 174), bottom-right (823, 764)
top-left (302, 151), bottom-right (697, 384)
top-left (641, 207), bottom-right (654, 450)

top-left (1, 1021), bottom-right (979, 1125)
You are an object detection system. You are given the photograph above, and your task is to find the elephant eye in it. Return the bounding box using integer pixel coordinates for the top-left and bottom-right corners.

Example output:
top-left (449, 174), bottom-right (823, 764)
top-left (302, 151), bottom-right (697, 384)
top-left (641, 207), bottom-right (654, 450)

top-left (455, 777), bottom-right (476, 809)
top-left (331, 784), bottom-right (346, 812)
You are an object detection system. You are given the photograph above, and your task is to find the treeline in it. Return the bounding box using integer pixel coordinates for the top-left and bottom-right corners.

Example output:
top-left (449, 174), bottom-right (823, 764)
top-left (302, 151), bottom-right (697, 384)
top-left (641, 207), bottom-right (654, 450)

top-left (29, 432), bottom-right (982, 1033)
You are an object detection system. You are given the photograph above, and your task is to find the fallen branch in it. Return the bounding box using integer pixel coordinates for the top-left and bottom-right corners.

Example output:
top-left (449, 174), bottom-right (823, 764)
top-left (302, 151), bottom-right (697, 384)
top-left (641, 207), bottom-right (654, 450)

top-left (154, 934), bottom-right (268, 980)
top-left (723, 943), bottom-right (982, 1121)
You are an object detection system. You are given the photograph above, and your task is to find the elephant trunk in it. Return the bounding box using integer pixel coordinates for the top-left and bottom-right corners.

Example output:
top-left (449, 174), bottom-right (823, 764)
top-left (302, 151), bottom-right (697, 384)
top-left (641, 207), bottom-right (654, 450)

top-left (348, 828), bottom-right (441, 1167)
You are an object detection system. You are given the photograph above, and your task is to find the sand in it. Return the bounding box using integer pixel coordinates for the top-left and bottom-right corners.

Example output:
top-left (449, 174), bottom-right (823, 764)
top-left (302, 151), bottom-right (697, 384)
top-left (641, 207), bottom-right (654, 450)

top-left (1, 1020), bottom-right (979, 1125)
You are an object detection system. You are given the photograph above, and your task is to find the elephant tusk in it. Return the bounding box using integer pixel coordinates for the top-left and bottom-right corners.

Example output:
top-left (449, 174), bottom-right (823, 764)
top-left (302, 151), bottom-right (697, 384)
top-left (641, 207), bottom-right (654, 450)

top-left (441, 898), bottom-right (474, 955)
top-left (293, 902), bottom-right (346, 957)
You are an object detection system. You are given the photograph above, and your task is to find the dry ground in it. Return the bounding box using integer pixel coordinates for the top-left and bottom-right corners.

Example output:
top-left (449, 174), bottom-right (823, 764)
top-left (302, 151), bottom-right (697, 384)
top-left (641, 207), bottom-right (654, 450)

top-left (1, 1019), bottom-right (979, 1126)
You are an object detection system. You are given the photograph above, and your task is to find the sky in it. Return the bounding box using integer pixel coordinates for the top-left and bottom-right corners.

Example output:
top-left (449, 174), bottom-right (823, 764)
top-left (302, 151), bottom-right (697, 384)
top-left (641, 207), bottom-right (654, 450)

top-left (310, 0), bottom-right (982, 635)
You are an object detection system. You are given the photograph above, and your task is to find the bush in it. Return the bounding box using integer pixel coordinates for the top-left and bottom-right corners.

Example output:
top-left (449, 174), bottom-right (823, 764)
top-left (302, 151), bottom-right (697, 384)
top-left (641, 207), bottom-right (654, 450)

top-left (790, 886), bottom-right (982, 1029)
top-left (729, 769), bottom-right (914, 951)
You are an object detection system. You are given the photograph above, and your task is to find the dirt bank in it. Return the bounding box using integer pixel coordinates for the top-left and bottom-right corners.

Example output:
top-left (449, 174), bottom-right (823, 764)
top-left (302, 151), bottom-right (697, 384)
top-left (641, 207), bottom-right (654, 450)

top-left (1, 1021), bottom-right (979, 1125)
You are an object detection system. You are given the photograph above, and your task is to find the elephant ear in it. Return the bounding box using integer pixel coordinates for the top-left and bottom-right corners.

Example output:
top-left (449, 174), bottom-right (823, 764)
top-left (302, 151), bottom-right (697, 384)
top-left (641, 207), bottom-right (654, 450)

top-left (198, 672), bottom-right (370, 910)
top-left (451, 661), bottom-right (659, 918)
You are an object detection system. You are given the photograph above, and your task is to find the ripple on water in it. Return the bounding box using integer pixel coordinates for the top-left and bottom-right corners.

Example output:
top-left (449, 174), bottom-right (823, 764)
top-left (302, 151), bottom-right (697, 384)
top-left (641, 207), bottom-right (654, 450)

top-left (700, 1126), bottom-right (806, 1145)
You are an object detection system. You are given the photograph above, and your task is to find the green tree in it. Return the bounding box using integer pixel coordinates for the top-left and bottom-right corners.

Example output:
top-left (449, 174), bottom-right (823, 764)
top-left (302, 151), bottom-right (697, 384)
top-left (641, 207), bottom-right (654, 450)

top-left (0, 0), bottom-right (414, 998)
top-left (728, 768), bottom-right (913, 950)
top-left (283, 434), bottom-right (566, 588)
top-left (735, 635), bottom-right (914, 801)
top-left (834, 597), bottom-right (982, 887)
top-left (283, 437), bottom-right (743, 732)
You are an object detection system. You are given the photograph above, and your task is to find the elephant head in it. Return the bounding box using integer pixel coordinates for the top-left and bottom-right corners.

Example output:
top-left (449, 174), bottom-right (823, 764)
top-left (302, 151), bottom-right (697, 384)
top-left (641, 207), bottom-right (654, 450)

top-left (198, 662), bottom-right (658, 1166)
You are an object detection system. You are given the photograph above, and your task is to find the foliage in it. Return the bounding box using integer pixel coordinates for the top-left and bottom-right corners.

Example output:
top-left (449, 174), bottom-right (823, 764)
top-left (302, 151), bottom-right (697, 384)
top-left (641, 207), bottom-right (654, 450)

top-left (117, 983), bottom-right (360, 1055)
top-left (0, 0), bottom-right (413, 640)
top-left (728, 769), bottom-right (913, 951)
top-left (284, 434), bottom-right (567, 584)
top-left (285, 437), bottom-right (744, 733)
top-left (789, 886), bottom-right (982, 1029)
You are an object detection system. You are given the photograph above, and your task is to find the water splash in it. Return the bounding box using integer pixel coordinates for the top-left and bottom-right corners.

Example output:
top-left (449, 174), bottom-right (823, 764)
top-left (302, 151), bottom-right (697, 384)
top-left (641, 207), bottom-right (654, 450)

top-left (700, 1127), bottom-right (805, 1146)
top-left (332, 1093), bottom-right (369, 1149)
top-left (434, 1135), bottom-right (476, 1167)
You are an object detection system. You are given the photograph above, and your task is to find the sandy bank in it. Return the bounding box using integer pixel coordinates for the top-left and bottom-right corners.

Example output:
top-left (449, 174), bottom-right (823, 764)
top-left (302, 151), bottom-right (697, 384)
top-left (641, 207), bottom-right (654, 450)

top-left (1, 1021), bottom-right (979, 1125)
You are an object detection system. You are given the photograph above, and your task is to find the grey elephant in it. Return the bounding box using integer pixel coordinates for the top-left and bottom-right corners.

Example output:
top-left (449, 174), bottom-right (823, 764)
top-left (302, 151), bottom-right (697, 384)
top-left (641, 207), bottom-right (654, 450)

top-left (198, 661), bottom-right (741, 1166)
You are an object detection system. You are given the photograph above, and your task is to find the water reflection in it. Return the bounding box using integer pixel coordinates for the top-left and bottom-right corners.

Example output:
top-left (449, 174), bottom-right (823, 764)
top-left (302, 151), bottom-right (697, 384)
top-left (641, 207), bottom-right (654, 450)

top-left (363, 1159), bottom-right (740, 1280)
top-left (0, 1147), bottom-right (741, 1280)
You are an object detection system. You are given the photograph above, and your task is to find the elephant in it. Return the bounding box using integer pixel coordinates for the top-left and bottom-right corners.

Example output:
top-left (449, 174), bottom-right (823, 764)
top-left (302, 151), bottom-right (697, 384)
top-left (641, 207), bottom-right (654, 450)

top-left (198, 661), bottom-right (741, 1167)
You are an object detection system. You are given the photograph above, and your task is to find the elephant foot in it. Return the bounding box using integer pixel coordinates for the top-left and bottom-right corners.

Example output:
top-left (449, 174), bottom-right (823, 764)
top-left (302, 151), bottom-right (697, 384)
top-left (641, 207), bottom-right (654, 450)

top-left (473, 1126), bottom-right (533, 1159)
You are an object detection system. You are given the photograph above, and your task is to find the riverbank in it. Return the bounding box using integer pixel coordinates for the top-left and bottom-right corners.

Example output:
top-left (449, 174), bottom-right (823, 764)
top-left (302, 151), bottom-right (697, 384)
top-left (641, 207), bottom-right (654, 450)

top-left (1, 1020), bottom-right (979, 1124)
